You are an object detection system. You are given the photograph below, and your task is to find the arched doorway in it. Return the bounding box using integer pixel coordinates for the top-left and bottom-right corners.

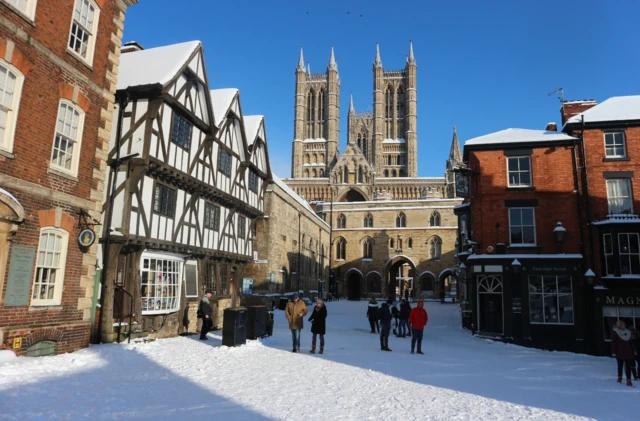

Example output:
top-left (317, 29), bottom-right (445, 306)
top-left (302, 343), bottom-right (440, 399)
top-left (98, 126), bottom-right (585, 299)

top-left (345, 269), bottom-right (362, 301)
top-left (384, 255), bottom-right (416, 300)
top-left (0, 189), bottom-right (25, 293)
top-left (418, 271), bottom-right (436, 298)
top-left (339, 189), bottom-right (367, 202)
top-left (439, 268), bottom-right (458, 298)
top-left (477, 275), bottom-right (504, 335)
top-left (366, 271), bottom-right (382, 295)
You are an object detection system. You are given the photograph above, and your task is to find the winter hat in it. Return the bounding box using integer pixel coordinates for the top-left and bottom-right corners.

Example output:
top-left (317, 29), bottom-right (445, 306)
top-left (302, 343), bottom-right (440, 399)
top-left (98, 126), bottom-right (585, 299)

top-left (291, 293), bottom-right (299, 300)
top-left (205, 290), bottom-right (213, 295)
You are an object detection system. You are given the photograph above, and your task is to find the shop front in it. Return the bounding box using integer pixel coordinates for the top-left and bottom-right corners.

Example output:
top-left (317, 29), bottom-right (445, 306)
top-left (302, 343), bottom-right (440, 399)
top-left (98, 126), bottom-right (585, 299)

top-left (594, 289), bottom-right (640, 356)
top-left (467, 254), bottom-right (587, 353)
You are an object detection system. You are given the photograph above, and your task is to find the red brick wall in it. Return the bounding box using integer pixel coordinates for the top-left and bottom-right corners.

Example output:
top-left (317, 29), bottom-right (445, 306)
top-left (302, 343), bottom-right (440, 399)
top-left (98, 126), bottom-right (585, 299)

top-left (0, 1), bottom-right (123, 355)
top-left (560, 101), bottom-right (597, 125)
top-left (468, 145), bottom-right (581, 254)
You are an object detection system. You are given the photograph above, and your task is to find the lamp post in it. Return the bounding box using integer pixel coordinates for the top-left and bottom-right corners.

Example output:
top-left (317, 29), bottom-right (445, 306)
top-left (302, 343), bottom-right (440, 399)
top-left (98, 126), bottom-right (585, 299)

top-left (584, 268), bottom-right (596, 353)
top-left (511, 259), bottom-right (522, 274)
top-left (554, 222), bottom-right (566, 252)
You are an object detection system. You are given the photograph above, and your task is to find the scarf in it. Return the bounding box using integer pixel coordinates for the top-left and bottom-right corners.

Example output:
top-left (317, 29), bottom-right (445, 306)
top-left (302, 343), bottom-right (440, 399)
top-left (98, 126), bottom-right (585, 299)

top-left (613, 327), bottom-right (631, 341)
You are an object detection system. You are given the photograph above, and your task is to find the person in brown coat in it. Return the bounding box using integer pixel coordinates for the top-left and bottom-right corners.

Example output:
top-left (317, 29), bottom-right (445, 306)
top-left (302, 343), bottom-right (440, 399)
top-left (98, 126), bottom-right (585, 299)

top-left (611, 320), bottom-right (637, 386)
top-left (285, 293), bottom-right (308, 353)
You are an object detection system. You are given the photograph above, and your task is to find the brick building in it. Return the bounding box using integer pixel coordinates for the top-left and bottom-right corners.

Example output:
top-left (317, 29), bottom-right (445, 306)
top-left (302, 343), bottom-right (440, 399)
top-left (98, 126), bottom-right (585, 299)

top-left (243, 175), bottom-right (330, 296)
top-left (0, 0), bottom-right (137, 356)
top-left (562, 96), bottom-right (640, 355)
top-left (455, 95), bottom-right (640, 355)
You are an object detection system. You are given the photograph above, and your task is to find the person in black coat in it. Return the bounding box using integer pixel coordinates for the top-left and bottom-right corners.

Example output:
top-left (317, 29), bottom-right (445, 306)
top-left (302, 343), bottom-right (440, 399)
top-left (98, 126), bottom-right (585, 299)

top-left (377, 298), bottom-right (394, 351)
top-left (366, 298), bottom-right (380, 333)
top-left (398, 299), bottom-right (411, 337)
top-left (391, 303), bottom-right (399, 336)
top-left (309, 298), bottom-right (327, 354)
top-left (198, 290), bottom-right (214, 340)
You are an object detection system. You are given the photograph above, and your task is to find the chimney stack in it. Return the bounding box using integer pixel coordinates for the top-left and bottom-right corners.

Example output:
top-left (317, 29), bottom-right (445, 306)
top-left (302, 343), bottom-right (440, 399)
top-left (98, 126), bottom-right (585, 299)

top-left (121, 41), bottom-right (144, 54)
top-left (545, 122), bottom-right (558, 132)
top-left (560, 99), bottom-right (597, 125)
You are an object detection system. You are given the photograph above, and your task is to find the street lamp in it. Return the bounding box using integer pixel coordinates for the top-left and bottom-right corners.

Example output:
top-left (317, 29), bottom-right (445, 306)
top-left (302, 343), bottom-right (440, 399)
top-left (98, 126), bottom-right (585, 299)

top-left (511, 259), bottom-right (522, 274)
top-left (554, 222), bottom-right (566, 251)
top-left (584, 269), bottom-right (595, 285)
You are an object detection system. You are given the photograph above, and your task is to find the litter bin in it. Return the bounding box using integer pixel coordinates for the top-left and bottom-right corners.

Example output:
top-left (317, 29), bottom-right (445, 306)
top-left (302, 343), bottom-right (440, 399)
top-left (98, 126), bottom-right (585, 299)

top-left (278, 296), bottom-right (288, 310)
top-left (266, 311), bottom-right (274, 337)
top-left (222, 307), bottom-right (247, 347)
top-left (246, 305), bottom-right (267, 340)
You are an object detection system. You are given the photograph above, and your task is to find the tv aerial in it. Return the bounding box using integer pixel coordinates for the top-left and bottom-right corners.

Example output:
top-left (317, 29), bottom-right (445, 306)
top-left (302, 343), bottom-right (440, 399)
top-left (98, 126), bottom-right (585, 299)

top-left (548, 88), bottom-right (564, 103)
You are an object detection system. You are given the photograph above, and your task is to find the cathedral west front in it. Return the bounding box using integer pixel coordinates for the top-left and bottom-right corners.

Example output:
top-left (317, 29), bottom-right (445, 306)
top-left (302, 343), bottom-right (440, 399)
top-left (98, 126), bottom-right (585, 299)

top-left (283, 43), bottom-right (463, 301)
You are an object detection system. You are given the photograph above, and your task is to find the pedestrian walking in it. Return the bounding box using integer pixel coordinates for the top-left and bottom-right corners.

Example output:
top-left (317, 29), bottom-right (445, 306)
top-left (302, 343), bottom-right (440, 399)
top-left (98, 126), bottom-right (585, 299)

top-left (309, 298), bottom-right (327, 354)
top-left (366, 298), bottom-right (380, 333)
top-left (398, 298), bottom-right (411, 337)
top-left (611, 320), bottom-right (637, 386)
top-left (409, 300), bottom-right (428, 354)
top-left (377, 298), bottom-right (394, 352)
top-left (285, 293), bottom-right (308, 353)
top-left (197, 290), bottom-right (214, 340)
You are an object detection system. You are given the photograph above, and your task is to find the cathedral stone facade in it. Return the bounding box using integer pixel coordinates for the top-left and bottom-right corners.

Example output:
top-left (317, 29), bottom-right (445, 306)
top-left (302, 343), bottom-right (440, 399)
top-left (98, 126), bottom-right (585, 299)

top-left (284, 43), bottom-right (464, 300)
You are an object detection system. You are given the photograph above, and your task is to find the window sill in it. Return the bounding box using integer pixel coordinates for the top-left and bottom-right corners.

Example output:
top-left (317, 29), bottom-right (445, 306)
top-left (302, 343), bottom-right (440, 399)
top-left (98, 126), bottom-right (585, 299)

top-left (48, 167), bottom-right (79, 182)
top-left (507, 245), bottom-right (540, 252)
top-left (506, 186), bottom-right (535, 191)
top-left (29, 304), bottom-right (63, 311)
top-left (65, 49), bottom-right (94, 72)
top-left (1, 2), bottom-right (36, 26)
top-left (603, 157), bottom-right (630, 162)
top-left (529, 322), bottom-right (575, 326)
top-left (0, 149), bottom-right (15, 159)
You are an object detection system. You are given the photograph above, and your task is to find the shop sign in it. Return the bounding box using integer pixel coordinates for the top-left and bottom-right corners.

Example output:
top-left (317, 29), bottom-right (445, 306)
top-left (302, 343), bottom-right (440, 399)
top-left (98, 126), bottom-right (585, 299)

top-left (455, 173), bottom-right (469, 198)
top-left (5, 245), bottom-right (36, 306)
top-left (512, 298), bottom-right (522, 314)
top-left (604, 295), bottom-right (640, 306)
top-left (531, 266), bottom-right (570, 273)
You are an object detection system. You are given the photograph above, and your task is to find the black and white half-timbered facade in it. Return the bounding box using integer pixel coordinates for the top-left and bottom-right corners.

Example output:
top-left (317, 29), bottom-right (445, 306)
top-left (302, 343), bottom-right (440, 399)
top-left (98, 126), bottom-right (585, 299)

top-left (100, 41), bottom-right (270, 342)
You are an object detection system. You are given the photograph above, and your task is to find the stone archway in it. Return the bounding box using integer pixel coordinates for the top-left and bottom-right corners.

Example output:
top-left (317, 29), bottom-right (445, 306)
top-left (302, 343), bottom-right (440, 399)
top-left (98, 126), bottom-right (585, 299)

top-left (0, 188), bottom-right (25, 293)
top-left (384, 255), bottom-right (416, 300)
top-left (345, 268), bottom-right (363, 301)
top-left (439, 268), bottom-right (458, 297)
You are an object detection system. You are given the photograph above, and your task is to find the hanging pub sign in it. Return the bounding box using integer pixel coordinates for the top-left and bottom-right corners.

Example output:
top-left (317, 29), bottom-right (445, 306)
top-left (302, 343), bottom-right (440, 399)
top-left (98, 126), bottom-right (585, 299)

top-left (78, 229), bottom-right (96, 247)
top-left (455, 172), bottom-right (469, 198)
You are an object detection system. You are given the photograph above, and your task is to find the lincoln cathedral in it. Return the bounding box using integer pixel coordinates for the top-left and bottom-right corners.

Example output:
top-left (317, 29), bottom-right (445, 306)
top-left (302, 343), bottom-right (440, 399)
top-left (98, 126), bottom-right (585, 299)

top-left (283, 43), bottom-right (463, 300)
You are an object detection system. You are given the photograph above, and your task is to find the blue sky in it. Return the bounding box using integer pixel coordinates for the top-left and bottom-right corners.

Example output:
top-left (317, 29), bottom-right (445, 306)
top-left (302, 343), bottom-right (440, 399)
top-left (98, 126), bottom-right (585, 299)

top-left (123, 0), bottom-right (640, 177)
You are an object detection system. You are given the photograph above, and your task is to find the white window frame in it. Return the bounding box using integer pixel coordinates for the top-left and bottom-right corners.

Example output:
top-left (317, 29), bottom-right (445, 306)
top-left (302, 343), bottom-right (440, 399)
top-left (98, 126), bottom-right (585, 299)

top-left (31, 227), bottom-right (69, 306)
top-left (603, 306), bottom-right (640, 341)
top-left (2, 0), bottom-right (38, 21)
top-left (67, 0), bottom-right (100, 66)
top-left (507, 156), bottom-right (532, 187)
top-left (603, 233), bottom-right (614, 276)
top-left (508, 207), bottom-right (536, 246)
top-left (606, 178), bottom-right (633, 215)
top-left (618, 233), bottom-right (640, 276)
top-left (49, 99), bottom-right (85, 176)
top-left (0, 60), bottom-right (24, 155)
top-left (140, 252), bottom-right (183, 315)
top-left (528, 275), bottom-right (574, 325)
top-left (604, 132), bottom-right (626, 158)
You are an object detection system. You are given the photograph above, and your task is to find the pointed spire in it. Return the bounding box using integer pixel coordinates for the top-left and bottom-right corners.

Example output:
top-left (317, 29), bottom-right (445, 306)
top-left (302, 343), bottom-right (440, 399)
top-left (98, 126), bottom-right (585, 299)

top-left (449, 126), bottom-right (462, 163)
top-left (349, 93), bottom-right (355, 115)
top-left (297, 47), bottom-right (305, 72)
top-left (328, 46), bottom-right (338, 72)
top-left (373, 43), bottom-right (382, 68)
top-left (407, 40), bottom-right (416, 65)
top-left (307, 62), bottom-right (311, 76)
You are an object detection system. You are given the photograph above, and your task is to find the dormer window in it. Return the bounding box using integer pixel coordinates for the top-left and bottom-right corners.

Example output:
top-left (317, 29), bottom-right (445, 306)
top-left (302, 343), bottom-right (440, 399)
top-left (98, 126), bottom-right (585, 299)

top-left (171, 113), bottom-right (192, 149)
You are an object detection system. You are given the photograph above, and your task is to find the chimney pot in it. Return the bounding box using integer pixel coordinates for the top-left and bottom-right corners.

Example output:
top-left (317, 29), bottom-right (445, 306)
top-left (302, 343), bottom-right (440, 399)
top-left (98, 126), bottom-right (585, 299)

top-left (545, 122), bottom-right (558, 131)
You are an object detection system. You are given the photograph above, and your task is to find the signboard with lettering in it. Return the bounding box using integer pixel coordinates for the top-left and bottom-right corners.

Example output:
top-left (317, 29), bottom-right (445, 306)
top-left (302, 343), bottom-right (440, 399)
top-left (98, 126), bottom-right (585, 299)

top-left (5, 245), bottom-right (36, 306)
top-left (604, 295), bottom-right (640, 306)
top-left (512, 298), bottom-right (522, 314)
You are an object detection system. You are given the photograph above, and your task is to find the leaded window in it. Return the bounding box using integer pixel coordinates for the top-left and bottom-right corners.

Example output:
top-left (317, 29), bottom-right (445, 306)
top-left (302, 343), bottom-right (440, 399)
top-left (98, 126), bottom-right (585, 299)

top-left (140, 254), bottom-right (182, 314)
top-left (238, 215), bottom-right (246, 238)
top-left (153, 184), bottom-right (176, 218)
top-left (429, 212), bottom-right (441, 227)
top-left (249, 170), bottom-right (258, 193)
top-left (218, 148), bottom-right (232, 177)
top-left (220, 264), bottom-right (229, 295)
top-left (204, 202), bottom-right (219, 231)
top-left (171, 112), bottom-right (191, 149)
top-left (396, 212), bottom-right (406, 228)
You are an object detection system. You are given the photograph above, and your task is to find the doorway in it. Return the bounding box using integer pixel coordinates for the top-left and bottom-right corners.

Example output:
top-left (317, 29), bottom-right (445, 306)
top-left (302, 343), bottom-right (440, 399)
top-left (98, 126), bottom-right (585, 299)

top-left (477, 275), bottom-right (504, 335)
top-left (346, 270), bottom-right (362, 301)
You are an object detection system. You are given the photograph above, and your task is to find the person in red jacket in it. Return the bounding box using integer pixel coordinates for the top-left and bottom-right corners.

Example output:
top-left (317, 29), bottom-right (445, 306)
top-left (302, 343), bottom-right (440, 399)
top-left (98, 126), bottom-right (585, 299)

top-left (408, 300), bottom-right (428, 354)
top-left (611, 320), bottom-right (637, 386)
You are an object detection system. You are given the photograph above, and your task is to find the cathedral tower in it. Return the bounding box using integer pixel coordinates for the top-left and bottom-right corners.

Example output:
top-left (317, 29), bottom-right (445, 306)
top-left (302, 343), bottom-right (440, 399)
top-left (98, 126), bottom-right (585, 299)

top-left (291, 47), bottom-right (341, 178)
top-left (371, 42), bottom-right (418, 178)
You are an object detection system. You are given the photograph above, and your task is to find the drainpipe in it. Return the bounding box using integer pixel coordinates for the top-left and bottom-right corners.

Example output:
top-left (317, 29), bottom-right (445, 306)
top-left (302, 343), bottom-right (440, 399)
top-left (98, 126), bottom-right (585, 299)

top-left (297, 210), bottom-right (301, 292)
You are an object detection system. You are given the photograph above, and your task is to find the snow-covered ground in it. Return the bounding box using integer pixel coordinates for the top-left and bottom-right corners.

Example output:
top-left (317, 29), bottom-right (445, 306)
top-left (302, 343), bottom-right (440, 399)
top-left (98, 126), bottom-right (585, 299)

top-left (0, 301), bottom-right (636, 420)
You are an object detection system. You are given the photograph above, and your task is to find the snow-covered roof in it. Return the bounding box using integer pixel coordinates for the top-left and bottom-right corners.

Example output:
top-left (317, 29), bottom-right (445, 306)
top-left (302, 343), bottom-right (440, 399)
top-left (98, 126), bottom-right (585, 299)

top-left (243, 115), bottom-right (263, 146)
top-left (117, 41), bottom-right (201, 90)
top-left (465, 128), bottom-right (577, 146)
top-left (453, 203), bottom-right (470, 210)
top-left (302, 138), bottom-right (327, 143)
top-left (566, 95), bottom-right (640, 124)
top-left (382, 138), bottom-right (406, 144)
top-left (271, 174), bottom-right (330, 228)
top-left (210, 88), bottom-right (238, 127)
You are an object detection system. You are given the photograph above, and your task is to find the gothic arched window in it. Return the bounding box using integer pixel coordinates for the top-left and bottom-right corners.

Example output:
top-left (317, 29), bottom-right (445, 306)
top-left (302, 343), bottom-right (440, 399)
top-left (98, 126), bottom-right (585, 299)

top-left (396, 212), bottom-right (406, 228)
top-left (336, 238), bottom-right (346, 260)
top-left (430, 212), bottom-right (441, 227)
top-left (363, 238), bottom-right (373, 259)
top-left (364, 213), bottom-right (373, 228)
top-left (387, 155), bottom-right (392, 165)
top-left (307, 89), bottom-right (316, 138)
top-left (342, 166), bottom-right (348, 184)
top-left (362, 133), bottom-right (368, 158)
top-left (337, 214), bottom-right (346, 229)
top-left (430, 237), bottom-right (442, 260)
top-left (304, 169), bottom-right (309, 177)
top-left (358, 166), bottom-right (363, 183)
top-left (318, 88), bottom-right (325, 122)
top-left (384, 170), bottom-right (389, 177)
top-left (389, 238), bottom-right (395, 249)
top-left (312, 169), bottom-right (317, 177)
top-left (408, 238), bottom-right (413, 249)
